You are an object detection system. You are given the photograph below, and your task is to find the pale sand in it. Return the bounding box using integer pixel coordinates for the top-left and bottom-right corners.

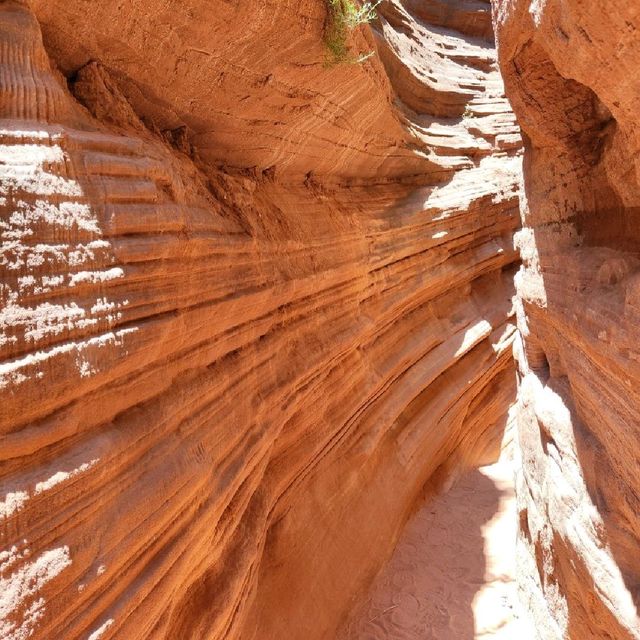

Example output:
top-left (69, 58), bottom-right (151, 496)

top-left (338, 455), bottom-right (535, 639)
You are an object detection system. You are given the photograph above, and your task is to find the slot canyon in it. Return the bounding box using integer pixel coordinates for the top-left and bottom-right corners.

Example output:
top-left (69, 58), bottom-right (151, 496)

top-left (0, 0), bottom-right (638, 638)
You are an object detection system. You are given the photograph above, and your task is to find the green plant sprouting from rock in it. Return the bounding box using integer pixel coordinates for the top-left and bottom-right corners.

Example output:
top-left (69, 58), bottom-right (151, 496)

top-left (462, 105), bottom-right (474, 120)
top-left (324, 0), bottom-right (382, 66)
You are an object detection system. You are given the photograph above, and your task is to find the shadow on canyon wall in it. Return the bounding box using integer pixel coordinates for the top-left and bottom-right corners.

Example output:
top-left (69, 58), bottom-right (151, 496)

top-left (339, 466), bottom-right (505, 639)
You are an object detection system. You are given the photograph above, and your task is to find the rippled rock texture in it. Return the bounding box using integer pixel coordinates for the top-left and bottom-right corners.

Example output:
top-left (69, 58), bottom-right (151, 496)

top-left (494, 1), bottom-right (640, 638)
top-left (0, 1), bottom-right (520, 638)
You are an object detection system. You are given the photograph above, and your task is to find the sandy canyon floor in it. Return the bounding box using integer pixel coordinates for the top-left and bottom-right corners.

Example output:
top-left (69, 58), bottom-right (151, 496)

top-left (338, 449), bottom-right (535, 639)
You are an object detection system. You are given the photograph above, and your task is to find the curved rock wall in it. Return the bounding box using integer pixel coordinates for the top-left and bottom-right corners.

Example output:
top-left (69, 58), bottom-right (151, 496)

top-left (493, 1), bottom-right (640, 638)
top-left (1, 1), bottom-right (520, 638)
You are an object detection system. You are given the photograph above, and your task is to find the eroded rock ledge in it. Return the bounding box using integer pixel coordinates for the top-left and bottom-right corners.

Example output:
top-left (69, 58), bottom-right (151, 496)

top-left (0, 1), bottom-right (520, 638)
top-left (494, 1), bottom-right (640, 638)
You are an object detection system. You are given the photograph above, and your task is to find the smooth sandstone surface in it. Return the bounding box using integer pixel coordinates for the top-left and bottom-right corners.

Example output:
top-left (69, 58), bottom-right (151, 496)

top-left (1, 1), bottom-right (520, 639)
top-left (493, 1), bottom-right (640, 638)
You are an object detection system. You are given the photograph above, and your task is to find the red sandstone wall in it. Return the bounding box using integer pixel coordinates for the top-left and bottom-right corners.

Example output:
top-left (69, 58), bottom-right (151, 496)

top-left (0, 2), bottom-right (520, 638)
top-left (494, 0), bottom-right (640, 637)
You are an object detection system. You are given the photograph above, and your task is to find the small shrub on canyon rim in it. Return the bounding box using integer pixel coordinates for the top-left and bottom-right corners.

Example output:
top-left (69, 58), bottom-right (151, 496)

top-left (324, 0), bottom-right (381, 65)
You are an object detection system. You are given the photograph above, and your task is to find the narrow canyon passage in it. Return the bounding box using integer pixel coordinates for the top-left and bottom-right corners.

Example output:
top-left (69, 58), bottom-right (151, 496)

top-left (338, 429), bottom-right (535, 640)
top-left (2, 0), bottom-right (640, 639)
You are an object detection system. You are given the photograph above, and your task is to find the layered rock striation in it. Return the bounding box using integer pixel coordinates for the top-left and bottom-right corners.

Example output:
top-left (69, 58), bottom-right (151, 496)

top-left (1, 1), bottom-right (520, 638)
top-left (494, 1), bottom-right (640, 638)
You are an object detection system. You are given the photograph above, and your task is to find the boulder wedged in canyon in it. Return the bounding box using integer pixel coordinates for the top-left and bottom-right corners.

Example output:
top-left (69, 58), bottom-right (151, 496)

top-left (0, 1), bottom-right (520, 638)
top-left (493, 1), bottom-right (640, 638)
